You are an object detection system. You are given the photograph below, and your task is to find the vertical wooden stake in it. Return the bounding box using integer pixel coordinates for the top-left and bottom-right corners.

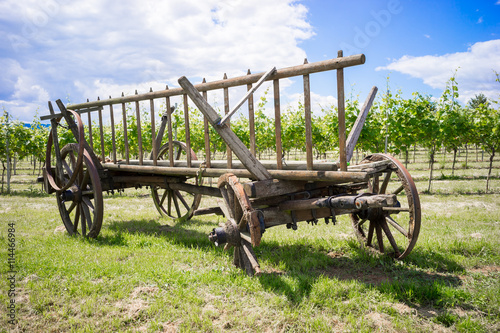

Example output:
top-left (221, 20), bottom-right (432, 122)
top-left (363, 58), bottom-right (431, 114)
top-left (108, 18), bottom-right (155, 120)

top-left (337, 50), bottom-right (347, 171)
top-left (303, 58), bottom-right (313, 170)
top-left (135, 90), bottom-right (143, 165)
top-left (87, 99), bottom-right (93, 150)
top-left (223, 73), bottom-right (232, 168)
top-left (247, 69), bottom-right (256, 157)
top-left (150, 88), bottom-right (157, 166)
top-left (165, 86), bottom-right (174, 167)
top-left (121, 93), bottom-right (130, 164)
top-left (273, 79), bottom-right (283, 169)
top-left (109, 97), bottom-right (117, 163)
top-left (97, 97), bottom-right (105, 162)
top-left (202, 78), bottom-right (211, 168)
top-left (183, 93), bottom-right (192, 168)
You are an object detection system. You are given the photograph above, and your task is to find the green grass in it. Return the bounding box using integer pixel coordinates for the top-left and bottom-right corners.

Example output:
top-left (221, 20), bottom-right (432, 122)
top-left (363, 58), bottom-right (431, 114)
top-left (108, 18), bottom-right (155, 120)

top-left (1, 159), bottom-right (500, 332)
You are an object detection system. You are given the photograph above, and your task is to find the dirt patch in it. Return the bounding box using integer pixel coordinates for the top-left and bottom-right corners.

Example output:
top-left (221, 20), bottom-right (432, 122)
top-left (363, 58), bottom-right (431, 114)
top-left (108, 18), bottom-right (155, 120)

top-left (113, 286), bottom-right (159, 319)
top-left (468, 265), bottom-right (500, 274)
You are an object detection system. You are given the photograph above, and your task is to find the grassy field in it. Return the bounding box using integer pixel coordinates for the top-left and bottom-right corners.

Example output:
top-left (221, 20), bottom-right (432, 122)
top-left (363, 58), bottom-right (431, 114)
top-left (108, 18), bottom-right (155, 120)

top-left (1, 154), bottom-right (499, 332)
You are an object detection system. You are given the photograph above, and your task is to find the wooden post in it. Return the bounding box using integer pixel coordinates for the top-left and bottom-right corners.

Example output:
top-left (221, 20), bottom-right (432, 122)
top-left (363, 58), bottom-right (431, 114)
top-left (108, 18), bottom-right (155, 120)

top-left (224, 73), bottom-right (232, 168)
top-left (87, 99), bottom-right (93, 150)
top-left (121, 93), bottom-right (129, 164)
top-left (303, 58), bottom-right (313, 170)
top-left (273, 79), bottom-right (282, 169)
top-left (202, 78), bottom-right (211, 168)
top-left (135, 90), bottom-right (143, 165)
top-left (337, 50), bottom-right (347, 171)
top-left (178, 76), bottom-right (272, 181)
top-left (165, 87), bottom-right (174, 167)
top-left (97, 97), bottom-right (105, 162)
top-left (247, 69), bottom-right (256, 156)
top-left (109, 97), bottom-right (117, 163)
top-left (183, 93), bottom-right (192, 168)
top-left (150, 88), bottom-right (157, 166)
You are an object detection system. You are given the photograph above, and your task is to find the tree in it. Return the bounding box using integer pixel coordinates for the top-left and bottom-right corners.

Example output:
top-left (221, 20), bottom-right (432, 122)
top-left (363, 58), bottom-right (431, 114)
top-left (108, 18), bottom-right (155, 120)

top-left (468, 93), bottom-right (490, 109)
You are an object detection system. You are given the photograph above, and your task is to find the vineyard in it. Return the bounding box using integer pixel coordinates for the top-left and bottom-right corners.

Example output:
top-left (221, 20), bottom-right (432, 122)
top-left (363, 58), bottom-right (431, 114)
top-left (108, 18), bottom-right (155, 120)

top-left (1, 76), bottom-right (499, 193)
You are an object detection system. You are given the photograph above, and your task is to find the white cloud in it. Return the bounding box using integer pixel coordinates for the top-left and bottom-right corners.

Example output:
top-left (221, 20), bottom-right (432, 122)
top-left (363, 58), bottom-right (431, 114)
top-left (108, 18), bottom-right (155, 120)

top-left (1, 0), bottom-right (314, 122)
top-left (376, 39), bottom-right (500, 103)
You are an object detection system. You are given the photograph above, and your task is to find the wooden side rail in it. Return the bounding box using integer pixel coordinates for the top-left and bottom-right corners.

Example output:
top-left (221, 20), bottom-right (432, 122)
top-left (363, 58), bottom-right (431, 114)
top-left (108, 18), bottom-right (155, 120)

top-left (41, 53), bottom-right (367, 171)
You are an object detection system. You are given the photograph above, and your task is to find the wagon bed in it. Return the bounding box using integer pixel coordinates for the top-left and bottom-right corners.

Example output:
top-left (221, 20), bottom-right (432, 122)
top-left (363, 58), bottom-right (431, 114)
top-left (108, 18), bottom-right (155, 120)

top-left (40, 52), bottom-right (421, 275)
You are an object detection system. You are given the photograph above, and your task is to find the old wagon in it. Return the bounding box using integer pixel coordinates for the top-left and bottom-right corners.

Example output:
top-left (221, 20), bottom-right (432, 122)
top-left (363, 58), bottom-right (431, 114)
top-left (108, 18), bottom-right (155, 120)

top-left (40, 51), bottom-right (421, 276)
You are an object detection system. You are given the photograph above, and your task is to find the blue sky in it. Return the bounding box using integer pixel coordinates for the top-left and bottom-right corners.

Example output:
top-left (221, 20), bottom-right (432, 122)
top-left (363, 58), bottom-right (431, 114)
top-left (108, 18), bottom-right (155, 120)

top-left (1, 0), bottom-right (499, 123)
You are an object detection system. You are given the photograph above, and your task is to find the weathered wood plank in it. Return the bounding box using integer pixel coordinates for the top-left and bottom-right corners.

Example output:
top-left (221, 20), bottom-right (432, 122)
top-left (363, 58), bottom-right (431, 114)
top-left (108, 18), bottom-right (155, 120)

top-left (183, 94), bottom-right (192, 168)
top-left (303, 58), bottom-right (313, 170)
top-left (121, 96), bottom-right (129, 164)
top-left (134, 92), bottom-right (143, 165)
top-left (103, 162), bottom-right (367, 183)
top-left (109, 100), bottom-right (117, 163)
top-left (346, 86), bottom-right (378, 163)
top-left (65, 54), bottom-right (366, 110)
top-left (337, 50), bottom-right (347, 171)
top-left (273, 79), bottom-right (283, 170)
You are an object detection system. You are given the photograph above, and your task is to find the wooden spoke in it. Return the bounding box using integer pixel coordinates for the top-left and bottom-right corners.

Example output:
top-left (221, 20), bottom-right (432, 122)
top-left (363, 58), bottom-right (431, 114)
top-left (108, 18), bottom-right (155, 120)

top-left (351, 154), bottom-right (421, 259)
top-left (151, 141), bottom-right (202, 222)
top-left (175, 190), bottom-right (191, 211)
top-left (366, 221), bottom-right (374, 246)
top-left (380, 218), bottom-right (402, 257)
top-left (82, 196), bottom-right (95, 212)
top-left (385, 215), bottom-right (408, 237)
top-left (375, 224), bottom-right (384, 253)
top-left (392, 184), bottom-right (404, 195)
top-left (81, 206), bottom-right (87, 236)
top-left (379, 171), bottom-right (392, 194)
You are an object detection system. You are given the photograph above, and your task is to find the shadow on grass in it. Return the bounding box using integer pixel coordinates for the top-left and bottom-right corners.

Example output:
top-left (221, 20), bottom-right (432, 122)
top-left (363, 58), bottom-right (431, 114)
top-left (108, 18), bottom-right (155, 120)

top-left (95, 217), bottom-right (467, 310)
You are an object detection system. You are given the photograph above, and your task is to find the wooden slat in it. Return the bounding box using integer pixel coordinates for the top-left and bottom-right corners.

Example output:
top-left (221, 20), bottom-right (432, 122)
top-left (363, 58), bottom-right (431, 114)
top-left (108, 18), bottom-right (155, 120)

top-left (97, 97), bottom-right (105, 162)
top-left (150, 88), bottom-right (157, 166)
top-left (346, 86), bottom-right (378, 163)
top-left (178, 76), bottom-right (272, 181)
top-left (219, 67), bottom-right (276, 125)
top-left (223, 73), bottom-right (232, 168)
top-left (337, 50), bottom-right (347, 171)
top-left (87, 104), bottom-right (93, 150)
top-left (183, 94), bottom-right (192, 168)
top-left (121, 94), bottom-right (129, 164)
top-left (303, 58), bottom-right (313, 170)
top-left (202, 79), bottom-right (211, 168)
top-left (109, 99), bottom-right (117, 163)
top-left (247, 69), bottom-right (256, 156)
top-left (134, 92), bottom-right (143, 165)
top-left (273, 79), bottom-right (282, 169)
top-left (66, 54), bottom-right (366, 110)
top-left (103, 162), bottom-right (368, 183)
top-left (165, 89), bottom-right (174, 167)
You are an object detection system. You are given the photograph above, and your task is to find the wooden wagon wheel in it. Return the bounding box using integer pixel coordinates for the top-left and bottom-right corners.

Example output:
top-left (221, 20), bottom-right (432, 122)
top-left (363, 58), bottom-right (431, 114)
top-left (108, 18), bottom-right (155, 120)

top-left (217, 173), bottom-right (262, 276)
top-left (150, 141), bottom-right (202, 222)
top-left (351, 154), bottom-right (421, 259)
top-left (56, 143), bottom-right (103, 238)
top-left (45, 109), bottom-right (85, 192)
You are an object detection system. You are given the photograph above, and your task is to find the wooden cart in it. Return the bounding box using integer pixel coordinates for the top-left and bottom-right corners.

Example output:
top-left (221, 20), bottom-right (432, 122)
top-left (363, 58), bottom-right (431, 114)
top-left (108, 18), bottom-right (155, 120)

top-left (40, 52), bottom-right (421, 276)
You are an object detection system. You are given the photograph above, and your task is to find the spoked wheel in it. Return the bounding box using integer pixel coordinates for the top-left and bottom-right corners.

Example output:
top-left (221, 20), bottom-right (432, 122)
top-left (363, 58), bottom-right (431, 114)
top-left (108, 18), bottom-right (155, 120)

top-left (217, 173), bottom-right (263, 276)
top-left (351, 154), bottom-right (421, 259)
top-left (56, 143), bottom-right (103, 238)
top-left (150, 141), bottom-right (202, 222)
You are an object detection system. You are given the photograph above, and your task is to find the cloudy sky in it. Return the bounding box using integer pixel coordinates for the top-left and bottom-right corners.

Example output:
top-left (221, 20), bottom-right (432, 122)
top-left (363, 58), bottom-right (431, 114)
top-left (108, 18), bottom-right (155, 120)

top-left (1, 0), bottom-right (500, 123)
